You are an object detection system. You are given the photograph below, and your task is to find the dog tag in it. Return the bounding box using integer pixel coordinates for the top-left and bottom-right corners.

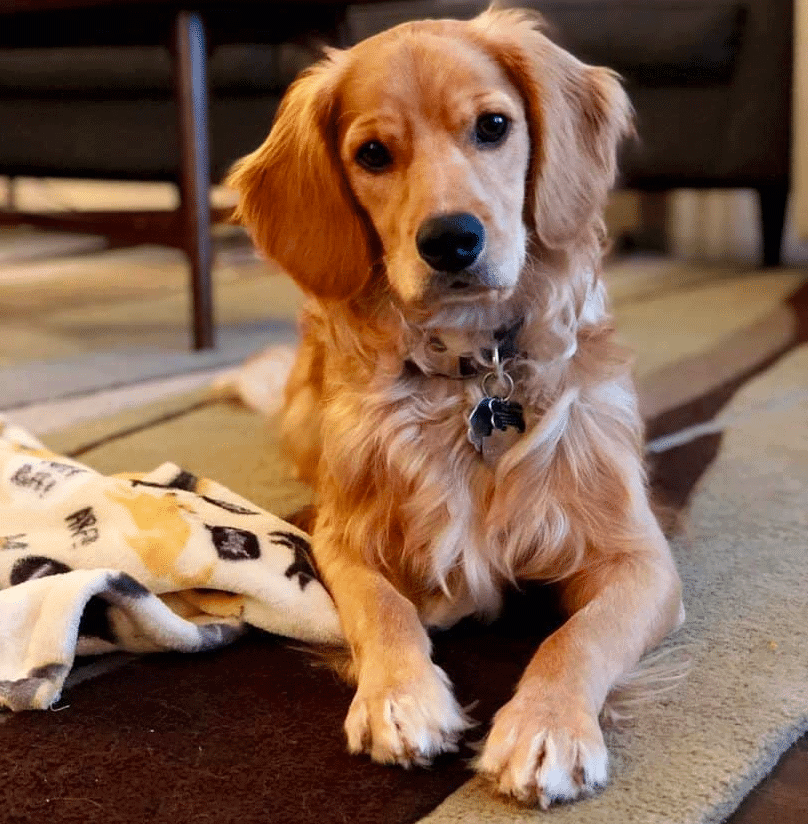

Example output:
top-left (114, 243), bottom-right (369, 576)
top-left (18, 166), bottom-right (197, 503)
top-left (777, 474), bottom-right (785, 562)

top-left (468, 397), bottom-right (495, 451)
top-left (467, 396), bottom-right (525, 452)
top-left (489, 397), bottom-right (525, 434)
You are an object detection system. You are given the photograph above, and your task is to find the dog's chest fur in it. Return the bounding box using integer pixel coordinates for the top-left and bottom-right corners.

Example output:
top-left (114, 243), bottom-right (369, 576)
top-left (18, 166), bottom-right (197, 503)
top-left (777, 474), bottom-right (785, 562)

top-left (304, 281), bottom-right (622, 628)
top-left (347, 332), bottom-right (566, 627)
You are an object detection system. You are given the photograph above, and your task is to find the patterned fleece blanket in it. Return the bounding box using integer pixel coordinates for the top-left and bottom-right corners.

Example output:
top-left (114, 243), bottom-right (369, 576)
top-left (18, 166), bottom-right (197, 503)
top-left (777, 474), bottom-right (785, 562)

top-left (0, 417), bottom-right (343, 712)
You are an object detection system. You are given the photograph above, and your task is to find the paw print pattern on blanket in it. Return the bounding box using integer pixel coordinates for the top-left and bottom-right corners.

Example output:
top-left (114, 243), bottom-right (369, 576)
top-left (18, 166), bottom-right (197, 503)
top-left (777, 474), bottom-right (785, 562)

top-left (205, 525), bottom-right (261, 561)
top-left (0, 417), bottom-right (343, 712)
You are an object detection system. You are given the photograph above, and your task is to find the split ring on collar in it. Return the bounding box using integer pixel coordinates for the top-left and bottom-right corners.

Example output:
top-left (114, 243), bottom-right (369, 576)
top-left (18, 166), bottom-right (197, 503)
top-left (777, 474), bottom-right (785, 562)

top-left (481, 367), bottom-right (515, 401)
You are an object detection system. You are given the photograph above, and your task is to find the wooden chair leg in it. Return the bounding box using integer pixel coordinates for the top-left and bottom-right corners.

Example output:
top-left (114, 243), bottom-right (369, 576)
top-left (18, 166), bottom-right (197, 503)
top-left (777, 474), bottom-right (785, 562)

top-left (615, 190), bottom-right (669, 254)
top-left (172, 9), bottom-right (215, 350)
top-left (637, 190), bottom-right (669, 253)
top-left (4, 176), bottom-right (16, 211)
top-left (756, 183), bottom-right (789, 268)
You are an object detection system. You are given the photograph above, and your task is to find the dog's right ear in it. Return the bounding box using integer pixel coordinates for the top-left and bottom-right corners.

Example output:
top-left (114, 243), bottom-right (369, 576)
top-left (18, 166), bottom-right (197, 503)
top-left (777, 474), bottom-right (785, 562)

top-left (226, 54), bottom-right (373, 300)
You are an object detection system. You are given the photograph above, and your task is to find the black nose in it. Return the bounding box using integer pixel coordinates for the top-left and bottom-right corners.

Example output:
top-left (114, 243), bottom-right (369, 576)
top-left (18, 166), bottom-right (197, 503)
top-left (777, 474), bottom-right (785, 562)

top-left (416, 212), bottom-right (485, 273)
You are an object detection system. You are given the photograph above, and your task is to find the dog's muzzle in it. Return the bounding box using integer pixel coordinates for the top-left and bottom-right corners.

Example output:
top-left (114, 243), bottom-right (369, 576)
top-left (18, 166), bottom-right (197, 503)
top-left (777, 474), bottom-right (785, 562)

top-left (416, 212), bottom-right (484, 288)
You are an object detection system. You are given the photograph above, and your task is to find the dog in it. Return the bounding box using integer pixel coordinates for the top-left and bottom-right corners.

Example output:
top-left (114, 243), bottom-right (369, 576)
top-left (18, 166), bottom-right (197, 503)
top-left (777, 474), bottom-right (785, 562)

top-left (227, 7), bottom-right (684, 809)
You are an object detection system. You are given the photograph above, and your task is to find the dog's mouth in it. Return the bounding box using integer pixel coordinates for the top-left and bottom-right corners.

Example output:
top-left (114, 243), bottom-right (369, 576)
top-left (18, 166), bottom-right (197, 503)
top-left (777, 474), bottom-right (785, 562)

top-left (449, 278), bottom-right (472, 290)
top-left (419, 266), bottom-right (504, 300)
top-left (388, 257), bottom-right (519, 322)
top-left (401, 287), bottom-right (519, 335)
top-left (433, 279), bottom-right (515, 306)
top-left (432, 253), bottom-right (522, 304)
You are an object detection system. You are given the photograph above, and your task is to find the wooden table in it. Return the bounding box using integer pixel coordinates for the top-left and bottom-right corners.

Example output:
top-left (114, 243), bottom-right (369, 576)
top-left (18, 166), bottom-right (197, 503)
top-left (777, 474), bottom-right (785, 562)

top-left (0, 0), bottom-right (384, 349)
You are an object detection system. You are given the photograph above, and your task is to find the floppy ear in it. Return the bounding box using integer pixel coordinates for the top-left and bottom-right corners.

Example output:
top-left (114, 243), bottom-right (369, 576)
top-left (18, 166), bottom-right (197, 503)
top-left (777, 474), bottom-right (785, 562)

top-left (226, 55), bottom-right (373, 299)
top-left (471, 9), bottom-right (633, 249)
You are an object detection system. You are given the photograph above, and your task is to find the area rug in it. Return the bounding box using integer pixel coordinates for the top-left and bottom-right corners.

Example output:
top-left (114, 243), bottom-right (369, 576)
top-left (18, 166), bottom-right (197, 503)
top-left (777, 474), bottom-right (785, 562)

top-left (0, 273), bottom-right (806, 824)
top-left (0, 229), bottom-right (304, 408)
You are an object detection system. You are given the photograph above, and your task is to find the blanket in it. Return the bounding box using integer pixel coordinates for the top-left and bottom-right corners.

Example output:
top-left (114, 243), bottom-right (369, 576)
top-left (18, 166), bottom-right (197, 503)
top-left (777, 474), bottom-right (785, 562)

top-left (0, 417), bottom-right (343, 712)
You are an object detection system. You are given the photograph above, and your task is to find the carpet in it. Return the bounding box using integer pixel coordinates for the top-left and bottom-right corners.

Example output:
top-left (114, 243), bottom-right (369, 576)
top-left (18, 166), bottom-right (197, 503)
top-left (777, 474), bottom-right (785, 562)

top-left (0, 227), bottom-right (304, 408)
top-left (1, 266), bottom-right (806, 824)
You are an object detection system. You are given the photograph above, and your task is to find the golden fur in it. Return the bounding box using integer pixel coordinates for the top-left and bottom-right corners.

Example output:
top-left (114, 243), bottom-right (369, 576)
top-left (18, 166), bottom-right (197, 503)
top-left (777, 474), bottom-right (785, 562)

top-left (228, 8), bottom-right (684, 808)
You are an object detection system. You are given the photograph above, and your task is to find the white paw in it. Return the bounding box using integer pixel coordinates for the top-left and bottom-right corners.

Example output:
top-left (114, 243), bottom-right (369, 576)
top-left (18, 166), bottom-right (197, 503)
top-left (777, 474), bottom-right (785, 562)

top-left (477, 695), bottom-right (608, 808)
top-left (345, 663), bottom-right (471, 767)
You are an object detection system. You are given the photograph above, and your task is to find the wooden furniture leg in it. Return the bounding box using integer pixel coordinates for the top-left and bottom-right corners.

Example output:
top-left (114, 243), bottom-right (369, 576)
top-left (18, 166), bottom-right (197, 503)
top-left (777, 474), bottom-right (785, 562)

top-left (638, 190), bottom-right (669, 253)
top-left (172, 9), bottom-right (215, 350)
top-left (4, 176), bottom-right (15, 210)
top-left (756, 183), bottom-right (789, 268)
top-left (615, 190), bottom-right (669, 254)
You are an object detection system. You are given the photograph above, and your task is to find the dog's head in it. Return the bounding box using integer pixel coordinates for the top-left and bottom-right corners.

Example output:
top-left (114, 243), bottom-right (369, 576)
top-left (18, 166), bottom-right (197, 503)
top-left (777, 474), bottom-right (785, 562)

top-left (228, 9), bottom-right (631, 315)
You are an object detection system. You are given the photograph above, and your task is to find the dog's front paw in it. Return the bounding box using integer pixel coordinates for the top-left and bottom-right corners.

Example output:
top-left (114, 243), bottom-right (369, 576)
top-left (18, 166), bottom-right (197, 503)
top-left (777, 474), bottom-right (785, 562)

top-left (345, 662), bottom-right (470, 767)
top-left (477, 692), bottom-right (607, 808)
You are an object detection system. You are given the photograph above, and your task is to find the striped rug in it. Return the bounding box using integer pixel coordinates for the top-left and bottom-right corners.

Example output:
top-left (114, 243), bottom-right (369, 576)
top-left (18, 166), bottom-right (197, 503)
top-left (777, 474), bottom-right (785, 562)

top-left (1, 262), bottom-right (806, 824)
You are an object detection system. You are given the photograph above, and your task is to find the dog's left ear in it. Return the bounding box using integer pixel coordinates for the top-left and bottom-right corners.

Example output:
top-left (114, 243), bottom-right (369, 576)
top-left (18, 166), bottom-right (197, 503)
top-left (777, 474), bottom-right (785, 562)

top-left (471, 9), bottom-right (633, 250)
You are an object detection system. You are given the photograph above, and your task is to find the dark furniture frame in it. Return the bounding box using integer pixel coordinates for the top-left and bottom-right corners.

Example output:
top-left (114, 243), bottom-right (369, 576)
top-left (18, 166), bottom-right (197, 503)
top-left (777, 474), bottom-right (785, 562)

top-left (0, 0), bottom-right (378, 349)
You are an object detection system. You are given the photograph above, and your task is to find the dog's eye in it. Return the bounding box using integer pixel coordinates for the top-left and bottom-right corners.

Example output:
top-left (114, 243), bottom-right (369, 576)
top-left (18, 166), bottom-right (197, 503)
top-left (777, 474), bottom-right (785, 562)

top-left (475, 113), bottom-right (509, 145)
top-left (356, 141), bottom-right (393, 172)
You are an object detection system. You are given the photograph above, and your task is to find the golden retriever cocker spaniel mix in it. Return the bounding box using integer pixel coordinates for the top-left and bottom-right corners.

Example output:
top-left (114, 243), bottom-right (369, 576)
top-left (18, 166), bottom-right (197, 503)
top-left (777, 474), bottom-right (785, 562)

top-left (228, 7), bottom-right (684, 809)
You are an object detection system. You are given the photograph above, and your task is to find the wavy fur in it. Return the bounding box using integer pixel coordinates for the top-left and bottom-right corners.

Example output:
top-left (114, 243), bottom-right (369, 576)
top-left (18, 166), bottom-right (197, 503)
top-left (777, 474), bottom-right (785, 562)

top-left (228, 7), bottom-right (683, 808)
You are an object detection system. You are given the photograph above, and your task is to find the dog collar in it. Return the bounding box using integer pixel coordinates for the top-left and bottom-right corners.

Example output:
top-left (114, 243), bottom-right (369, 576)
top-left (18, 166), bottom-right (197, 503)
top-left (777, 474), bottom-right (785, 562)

top-left (401, 319), bottom-right (527, 457)
top-left (403, 319), bottom-right (524, 380)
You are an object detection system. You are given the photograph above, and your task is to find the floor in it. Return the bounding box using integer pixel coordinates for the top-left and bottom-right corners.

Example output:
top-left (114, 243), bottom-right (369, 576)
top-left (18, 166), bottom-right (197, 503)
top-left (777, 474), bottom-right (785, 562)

top-left (0, 179), bottom-right (304, 431)
top-left (1, 183), bottom-right (806, 823)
